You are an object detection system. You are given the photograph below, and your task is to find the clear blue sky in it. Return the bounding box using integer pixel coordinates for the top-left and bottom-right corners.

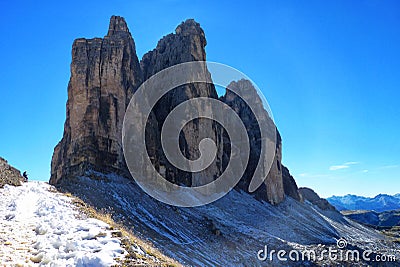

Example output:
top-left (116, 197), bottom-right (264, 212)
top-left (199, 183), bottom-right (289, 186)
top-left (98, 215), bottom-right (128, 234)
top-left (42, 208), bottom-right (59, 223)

top-left (0, 0), bottom-right (399, 197)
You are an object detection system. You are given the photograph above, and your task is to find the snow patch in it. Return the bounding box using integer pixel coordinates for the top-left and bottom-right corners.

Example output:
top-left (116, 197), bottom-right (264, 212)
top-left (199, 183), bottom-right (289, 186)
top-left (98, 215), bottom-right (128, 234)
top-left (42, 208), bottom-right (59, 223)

top-left (0, 181), bottom-right (125, 266)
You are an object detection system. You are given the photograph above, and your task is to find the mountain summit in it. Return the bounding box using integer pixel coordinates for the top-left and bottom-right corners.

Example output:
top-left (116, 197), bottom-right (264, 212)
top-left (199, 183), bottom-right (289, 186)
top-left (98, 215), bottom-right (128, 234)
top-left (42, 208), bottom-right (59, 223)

top-left (107, 15), bottom-right (130, 36)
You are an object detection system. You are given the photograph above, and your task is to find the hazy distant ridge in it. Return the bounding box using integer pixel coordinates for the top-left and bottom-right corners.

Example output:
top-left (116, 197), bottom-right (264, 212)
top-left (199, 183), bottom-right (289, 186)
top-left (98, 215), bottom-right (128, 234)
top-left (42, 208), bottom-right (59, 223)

top-left (327, 193), bottom-right (400, 212)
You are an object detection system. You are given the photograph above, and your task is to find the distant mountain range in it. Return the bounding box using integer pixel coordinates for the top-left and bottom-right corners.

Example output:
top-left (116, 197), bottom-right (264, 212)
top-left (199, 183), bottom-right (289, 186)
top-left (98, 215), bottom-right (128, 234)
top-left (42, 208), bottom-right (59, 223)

top-left (327, 193), bottom-right (400, 212)
top-left (341, 209), bottom-right (400, 228)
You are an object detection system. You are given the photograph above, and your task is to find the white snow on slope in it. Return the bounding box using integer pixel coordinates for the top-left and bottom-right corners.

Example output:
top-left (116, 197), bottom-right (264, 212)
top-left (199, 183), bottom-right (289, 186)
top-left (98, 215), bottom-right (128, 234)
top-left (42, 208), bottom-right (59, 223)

top-left (0, 181), bottom-right (125, 266)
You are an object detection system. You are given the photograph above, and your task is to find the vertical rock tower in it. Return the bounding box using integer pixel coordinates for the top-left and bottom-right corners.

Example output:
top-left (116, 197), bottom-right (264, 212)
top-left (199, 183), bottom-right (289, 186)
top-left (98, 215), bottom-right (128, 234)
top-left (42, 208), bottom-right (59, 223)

top-left (221, 80), bottom-right (285, 204)
top-left (140, 19), bottom-right (223, 187)
top-left (50, 16), bottom-right (142, 184)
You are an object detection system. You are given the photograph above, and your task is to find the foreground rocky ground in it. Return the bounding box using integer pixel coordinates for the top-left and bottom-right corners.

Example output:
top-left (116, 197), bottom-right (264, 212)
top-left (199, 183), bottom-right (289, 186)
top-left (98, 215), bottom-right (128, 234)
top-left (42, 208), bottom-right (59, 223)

top-left (59, 172), bottom-right (400, 266)
top-left (0, 181), bottom-right (178, 266)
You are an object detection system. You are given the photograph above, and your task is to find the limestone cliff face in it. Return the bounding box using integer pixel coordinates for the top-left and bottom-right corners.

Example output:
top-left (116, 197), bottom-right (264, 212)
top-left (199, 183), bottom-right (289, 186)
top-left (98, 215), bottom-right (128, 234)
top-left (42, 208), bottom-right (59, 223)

top-left (50, 16), bottom-right (142, 184)
top-left (220, 80), bottom-right (285, 204)
top-left (140, 19), bottom-right (223, 187)
top-left (282, 165), bottom-right (301, 201)
top-left (50, 16), bottom-right (299, 205)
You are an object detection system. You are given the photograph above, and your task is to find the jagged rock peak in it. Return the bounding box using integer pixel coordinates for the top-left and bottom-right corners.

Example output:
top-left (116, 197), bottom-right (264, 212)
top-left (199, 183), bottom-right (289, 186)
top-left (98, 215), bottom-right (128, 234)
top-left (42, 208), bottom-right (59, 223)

top-left (107, 15), bottom-right (130, 36)
top-left (224, 79), bottom-right (264, 105)
top-left (0, 157), bottom-right (24, 188)
top-left (175, 19), bottom-right (206, 47)
top-left (141, 18), bottom-right (208, 80)
top-left (299, 187), bottom-right (337, 211)
top-left (176, 19), bottom-right (204, 36)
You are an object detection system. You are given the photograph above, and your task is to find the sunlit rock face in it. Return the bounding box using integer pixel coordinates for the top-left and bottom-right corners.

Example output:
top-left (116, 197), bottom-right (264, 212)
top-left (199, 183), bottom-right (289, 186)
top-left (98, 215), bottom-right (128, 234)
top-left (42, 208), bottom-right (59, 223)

top-left (50, 16), bottom-right (142, 184)
top-left (140, 19), bottom-right (223, 188)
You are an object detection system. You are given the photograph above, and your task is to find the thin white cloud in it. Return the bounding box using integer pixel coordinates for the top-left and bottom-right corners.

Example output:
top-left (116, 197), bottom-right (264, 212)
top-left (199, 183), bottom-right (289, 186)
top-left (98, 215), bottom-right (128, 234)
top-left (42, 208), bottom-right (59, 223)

top-left (329, 161), bottom-right (360, 171)
top-left (344, 161), bottom-right (359, 165)
top-left (362, 169), bottom-right (369, 173)
top-left (329, 165), bottom-right (349, 171)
